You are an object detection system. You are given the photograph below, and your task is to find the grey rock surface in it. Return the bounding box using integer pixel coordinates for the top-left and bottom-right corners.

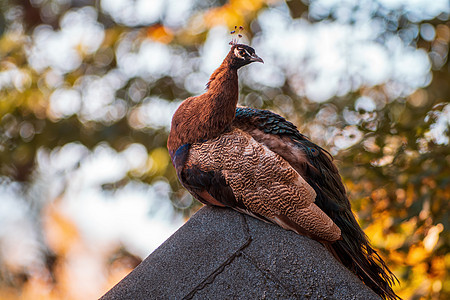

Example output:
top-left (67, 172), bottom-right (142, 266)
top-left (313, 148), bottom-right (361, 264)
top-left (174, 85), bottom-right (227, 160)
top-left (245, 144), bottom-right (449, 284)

top-left (101, 206), bottom-right (380, 299)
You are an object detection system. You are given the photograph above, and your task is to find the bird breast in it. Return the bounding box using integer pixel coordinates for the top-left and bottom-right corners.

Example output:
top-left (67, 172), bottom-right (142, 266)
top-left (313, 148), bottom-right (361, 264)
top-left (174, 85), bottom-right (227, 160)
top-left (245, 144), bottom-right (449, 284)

top-left (187, 128), bottom-right (341, 242)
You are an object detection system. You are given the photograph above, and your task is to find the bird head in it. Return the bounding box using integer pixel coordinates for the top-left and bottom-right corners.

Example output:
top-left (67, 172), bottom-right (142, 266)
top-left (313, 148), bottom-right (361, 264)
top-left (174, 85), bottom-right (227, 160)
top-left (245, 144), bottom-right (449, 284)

top-left (228, 44), bottom-right (264, 69)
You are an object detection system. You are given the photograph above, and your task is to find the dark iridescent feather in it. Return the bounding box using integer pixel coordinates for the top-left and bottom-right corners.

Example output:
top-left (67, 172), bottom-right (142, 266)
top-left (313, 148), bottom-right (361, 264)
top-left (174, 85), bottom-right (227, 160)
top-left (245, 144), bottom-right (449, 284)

top-left (233, 107), bottom-right (400, 300)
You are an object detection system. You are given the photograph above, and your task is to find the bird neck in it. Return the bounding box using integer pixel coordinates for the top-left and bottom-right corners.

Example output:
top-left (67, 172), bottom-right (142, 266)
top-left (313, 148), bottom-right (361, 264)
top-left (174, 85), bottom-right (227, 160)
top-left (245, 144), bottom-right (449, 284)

top-left (167, 59), bottom-right (239, 153)
top-left (205, 60), bottom-right (239, 114)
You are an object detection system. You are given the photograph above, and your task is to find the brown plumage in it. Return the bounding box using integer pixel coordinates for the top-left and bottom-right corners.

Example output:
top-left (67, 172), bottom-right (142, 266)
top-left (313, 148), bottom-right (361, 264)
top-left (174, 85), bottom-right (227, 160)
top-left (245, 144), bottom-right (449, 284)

top-left (167, 43), bottom-right (399, 299)
top-left (187, 128), bottom-right (341, 242)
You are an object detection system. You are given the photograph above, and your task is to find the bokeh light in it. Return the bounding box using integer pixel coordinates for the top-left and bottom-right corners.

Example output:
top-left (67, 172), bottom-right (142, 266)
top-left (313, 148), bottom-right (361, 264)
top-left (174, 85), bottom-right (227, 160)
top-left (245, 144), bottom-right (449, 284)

top-left (0, 0), bottom-right (449, 299)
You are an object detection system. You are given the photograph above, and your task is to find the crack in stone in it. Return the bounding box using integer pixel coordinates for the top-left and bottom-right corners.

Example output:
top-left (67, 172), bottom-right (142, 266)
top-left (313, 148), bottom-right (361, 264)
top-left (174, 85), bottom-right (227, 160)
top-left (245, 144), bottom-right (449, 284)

top-left (182, 213), bottom-right (252, 300)
top-left (240, 251), bottom-right (301, 299)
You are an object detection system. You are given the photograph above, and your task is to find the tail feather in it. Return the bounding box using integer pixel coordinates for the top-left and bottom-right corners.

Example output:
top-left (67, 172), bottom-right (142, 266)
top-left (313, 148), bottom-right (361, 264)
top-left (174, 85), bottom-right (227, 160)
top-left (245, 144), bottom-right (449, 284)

top-left (305, 152), bottom-right (400, 300)
top-left (322, 212), bottom-right (399, 299)
top-left (335, 235), bottom-right (400, 299)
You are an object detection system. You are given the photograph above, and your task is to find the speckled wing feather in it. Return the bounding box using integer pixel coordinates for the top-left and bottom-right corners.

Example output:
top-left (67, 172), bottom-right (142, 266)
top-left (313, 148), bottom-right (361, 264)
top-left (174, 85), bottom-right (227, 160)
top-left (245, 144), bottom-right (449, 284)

top-left (175, 128), bottom-right (341, 242)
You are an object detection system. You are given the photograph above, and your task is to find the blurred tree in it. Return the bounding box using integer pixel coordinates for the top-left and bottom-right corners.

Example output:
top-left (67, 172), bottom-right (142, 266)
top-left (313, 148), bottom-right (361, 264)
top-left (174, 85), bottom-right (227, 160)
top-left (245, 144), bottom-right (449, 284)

top-left (0, 0), bottom-right (448, 299)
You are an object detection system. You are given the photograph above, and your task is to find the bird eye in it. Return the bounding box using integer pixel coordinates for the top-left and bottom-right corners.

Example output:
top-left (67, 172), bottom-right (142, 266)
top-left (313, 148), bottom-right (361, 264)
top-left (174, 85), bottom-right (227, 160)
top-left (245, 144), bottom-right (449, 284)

top-left (234, 48), bottom-right (247, 59)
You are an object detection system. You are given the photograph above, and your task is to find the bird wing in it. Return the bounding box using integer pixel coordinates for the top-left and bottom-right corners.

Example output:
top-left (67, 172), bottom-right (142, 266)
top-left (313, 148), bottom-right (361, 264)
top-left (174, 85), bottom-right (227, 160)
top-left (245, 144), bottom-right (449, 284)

top-left (171, 127), bottom-right (341, 242)
top-left (233, 107), bottom-right (349, 217)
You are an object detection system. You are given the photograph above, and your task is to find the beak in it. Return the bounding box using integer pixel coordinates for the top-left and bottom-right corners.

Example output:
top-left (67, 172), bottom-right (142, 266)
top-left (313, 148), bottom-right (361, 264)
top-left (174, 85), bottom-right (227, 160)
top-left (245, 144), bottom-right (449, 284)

top-left (250, 54), bottom-right (264, 64)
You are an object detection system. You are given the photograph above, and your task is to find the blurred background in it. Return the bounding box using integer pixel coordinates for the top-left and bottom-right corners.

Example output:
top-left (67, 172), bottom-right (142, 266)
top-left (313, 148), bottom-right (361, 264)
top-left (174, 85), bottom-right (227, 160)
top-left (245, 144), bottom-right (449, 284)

top-left (0, 0), bottom-right (448, 299)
